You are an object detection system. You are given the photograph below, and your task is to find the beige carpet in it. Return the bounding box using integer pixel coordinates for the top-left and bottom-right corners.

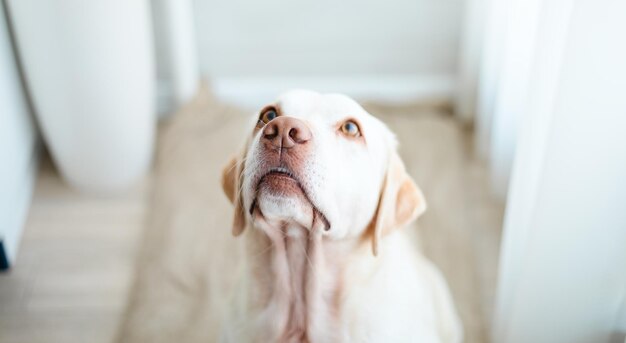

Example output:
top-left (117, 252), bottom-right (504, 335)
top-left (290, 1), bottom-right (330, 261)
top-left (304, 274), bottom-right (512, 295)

top-left (116, 88), bottom-right (504, 343)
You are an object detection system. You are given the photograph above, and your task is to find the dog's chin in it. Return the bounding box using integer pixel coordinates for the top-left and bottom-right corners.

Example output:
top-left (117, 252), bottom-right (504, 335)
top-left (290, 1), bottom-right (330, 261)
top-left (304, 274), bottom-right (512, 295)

top-left (251, 173), bottom-right (331, 232)
top-left (252, 174), bottom-right (313, 228)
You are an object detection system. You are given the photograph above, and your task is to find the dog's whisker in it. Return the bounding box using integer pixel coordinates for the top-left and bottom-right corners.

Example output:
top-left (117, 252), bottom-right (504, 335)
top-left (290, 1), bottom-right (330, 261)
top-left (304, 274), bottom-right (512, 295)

top-left (225, 154), bottom-right (249, 175)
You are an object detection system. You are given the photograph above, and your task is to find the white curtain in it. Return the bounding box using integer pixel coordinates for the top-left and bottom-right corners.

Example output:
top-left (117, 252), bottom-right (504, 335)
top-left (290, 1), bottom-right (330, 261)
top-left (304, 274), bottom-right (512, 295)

top-left (457, 0), bottom-right (542, 199)
top-left (458, 0), bottom-right (626, 341)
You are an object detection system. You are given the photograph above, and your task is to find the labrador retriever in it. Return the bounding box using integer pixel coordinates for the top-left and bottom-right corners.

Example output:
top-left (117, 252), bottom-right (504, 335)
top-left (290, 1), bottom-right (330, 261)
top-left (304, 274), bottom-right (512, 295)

top-left (220, 90), bottom-right (462, 343)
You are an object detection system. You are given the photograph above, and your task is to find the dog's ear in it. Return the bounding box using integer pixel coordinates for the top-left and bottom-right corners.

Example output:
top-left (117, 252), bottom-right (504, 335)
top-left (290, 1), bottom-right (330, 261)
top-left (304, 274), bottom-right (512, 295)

top-left (221, 153), bottom-right (246, 236)
top-left (371, 151), bottom-right (426, 256)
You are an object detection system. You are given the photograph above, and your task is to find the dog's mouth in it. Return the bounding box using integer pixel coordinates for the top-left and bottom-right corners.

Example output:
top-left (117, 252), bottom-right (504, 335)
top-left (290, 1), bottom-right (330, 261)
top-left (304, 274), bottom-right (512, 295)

top-left (263, 166), bottom-right (296, 180)
top-left (250, 166), bottom-right (331, 231)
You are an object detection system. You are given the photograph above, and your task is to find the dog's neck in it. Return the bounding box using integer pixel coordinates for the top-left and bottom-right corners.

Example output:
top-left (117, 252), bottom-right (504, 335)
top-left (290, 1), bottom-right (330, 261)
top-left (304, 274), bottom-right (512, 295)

top-left (245, 221), bottom-right (363, 343)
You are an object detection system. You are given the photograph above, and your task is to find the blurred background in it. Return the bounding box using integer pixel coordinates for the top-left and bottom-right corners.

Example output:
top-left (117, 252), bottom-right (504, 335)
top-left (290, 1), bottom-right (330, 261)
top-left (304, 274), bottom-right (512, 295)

top-left (1, 0), bottom-right (625, 342)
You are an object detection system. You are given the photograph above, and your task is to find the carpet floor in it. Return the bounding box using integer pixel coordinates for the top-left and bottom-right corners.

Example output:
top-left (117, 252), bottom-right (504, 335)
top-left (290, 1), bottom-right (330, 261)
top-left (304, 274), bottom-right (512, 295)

top-left (116, 88), bottom-right (504, 343)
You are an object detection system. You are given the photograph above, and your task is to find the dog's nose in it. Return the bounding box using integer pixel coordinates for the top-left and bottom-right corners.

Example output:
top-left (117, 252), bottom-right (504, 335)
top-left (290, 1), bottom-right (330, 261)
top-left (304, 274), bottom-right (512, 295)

top-left (262, 117), bottom-right (312, 148)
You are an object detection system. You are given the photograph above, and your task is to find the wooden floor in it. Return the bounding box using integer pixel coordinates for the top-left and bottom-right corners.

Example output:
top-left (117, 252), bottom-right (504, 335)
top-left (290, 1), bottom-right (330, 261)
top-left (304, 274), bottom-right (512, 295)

top-left (0, 157), bottom-right (151, 343)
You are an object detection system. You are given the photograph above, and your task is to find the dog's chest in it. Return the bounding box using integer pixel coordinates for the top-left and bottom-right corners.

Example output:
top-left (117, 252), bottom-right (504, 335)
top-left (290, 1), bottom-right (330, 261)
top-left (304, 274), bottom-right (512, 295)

top-left (250, 225), bottom-right (342, 343)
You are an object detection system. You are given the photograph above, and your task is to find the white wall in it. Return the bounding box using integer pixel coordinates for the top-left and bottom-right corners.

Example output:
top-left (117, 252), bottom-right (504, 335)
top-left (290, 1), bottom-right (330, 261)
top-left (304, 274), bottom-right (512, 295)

top-left (190, 0), bottom-right (465, 107)
top-left (193, 0), bottom-right (463, 77)
top-left (0, 1), bottom-right (39, 267)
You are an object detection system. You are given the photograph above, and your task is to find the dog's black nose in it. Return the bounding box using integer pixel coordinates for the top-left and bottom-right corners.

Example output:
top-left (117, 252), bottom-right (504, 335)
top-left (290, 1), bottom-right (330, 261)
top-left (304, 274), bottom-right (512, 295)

top-left (262, 117), bottom-right (312, 149)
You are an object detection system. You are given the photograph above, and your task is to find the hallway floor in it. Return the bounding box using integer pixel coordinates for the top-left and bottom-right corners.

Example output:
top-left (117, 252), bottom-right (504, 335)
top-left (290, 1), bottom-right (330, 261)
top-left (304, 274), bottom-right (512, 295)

top-left (0, 157), bottom-right (150, 343)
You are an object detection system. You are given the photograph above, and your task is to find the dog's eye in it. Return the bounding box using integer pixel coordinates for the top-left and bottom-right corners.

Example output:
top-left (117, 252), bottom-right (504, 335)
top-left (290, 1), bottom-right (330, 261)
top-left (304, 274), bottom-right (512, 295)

top-left (340, 120), bottom-right (361, 137)
top-left (259, 107), bottom-right (278, 124)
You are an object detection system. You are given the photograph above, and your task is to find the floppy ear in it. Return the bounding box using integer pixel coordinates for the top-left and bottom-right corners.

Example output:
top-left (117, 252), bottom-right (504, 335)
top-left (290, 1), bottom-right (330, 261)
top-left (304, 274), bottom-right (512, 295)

top-left (221, 154), bottom-right (247, 236)
top-left (371, 151), bottom-right (426, 256)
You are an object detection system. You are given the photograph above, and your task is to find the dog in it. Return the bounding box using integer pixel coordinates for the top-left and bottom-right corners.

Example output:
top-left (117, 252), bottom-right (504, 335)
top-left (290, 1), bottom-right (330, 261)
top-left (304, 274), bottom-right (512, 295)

top-left (220, 90), bottom-right (462, 343)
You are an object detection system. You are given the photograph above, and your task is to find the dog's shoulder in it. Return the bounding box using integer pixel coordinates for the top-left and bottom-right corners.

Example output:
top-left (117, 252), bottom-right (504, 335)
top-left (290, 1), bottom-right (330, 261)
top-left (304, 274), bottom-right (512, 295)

top-left (340, 231), bottom-right (463, 342)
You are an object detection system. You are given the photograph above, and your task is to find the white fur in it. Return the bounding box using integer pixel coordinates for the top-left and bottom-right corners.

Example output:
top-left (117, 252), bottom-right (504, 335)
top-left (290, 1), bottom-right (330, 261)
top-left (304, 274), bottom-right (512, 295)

top-left (222, 90), bottom-right (462, 343)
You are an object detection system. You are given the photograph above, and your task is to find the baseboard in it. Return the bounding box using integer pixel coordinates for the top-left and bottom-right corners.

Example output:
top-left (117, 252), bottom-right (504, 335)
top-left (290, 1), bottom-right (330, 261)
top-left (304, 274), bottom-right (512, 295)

top-left (208, 75), bottom-right (457, 110)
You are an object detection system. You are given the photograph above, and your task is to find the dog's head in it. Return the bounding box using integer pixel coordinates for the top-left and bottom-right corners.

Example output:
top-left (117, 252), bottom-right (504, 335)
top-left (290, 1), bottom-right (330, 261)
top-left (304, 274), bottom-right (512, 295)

top-left (221, 90), bottom-right (426, 255)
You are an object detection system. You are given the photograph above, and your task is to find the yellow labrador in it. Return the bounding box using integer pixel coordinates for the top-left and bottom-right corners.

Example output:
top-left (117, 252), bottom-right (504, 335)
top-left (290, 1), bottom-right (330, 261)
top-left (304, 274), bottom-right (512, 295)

top-left (221, 90), bottom-right (462, 343)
